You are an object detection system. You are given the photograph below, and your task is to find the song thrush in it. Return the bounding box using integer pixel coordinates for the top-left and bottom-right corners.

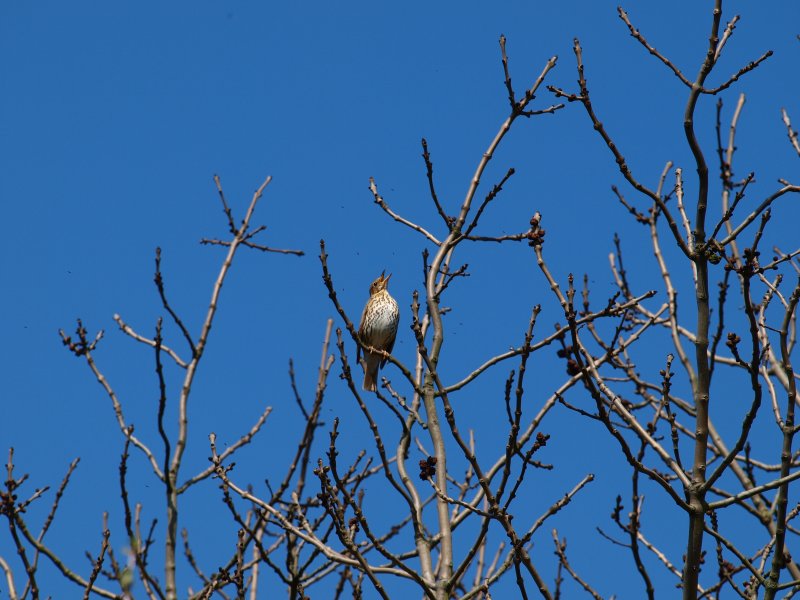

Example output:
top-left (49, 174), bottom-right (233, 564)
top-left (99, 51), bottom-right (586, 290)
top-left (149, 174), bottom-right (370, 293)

top-left (357, 271), bottom-right (399, 391)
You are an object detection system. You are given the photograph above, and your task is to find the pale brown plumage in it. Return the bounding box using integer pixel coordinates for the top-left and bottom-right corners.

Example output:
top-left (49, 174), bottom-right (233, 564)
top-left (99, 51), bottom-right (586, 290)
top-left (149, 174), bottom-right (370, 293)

top-left (357, 272), bottom-right (400, 391)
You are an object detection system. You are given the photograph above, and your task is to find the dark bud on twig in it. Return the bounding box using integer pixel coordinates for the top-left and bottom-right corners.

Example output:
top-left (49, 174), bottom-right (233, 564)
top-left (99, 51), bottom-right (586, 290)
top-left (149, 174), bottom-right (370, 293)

top-left (59, 319), bottom-right (103, 357)
top-left (566, 358), bottom-right (580, 375)
top-left (527, 212), bottom-right (546, 246)
top-left (736, 247), bottom-right (762, 275)
top-left (533, 432), bottom-right (550, 452)
top-left (418, 456), bottom-right (437, 479)
top-left (556, 345), bottom-right (573, 358)
top-left (611, 495), bottom-right (623, 522)
top-left (726, 332), bottom-right (741, 352)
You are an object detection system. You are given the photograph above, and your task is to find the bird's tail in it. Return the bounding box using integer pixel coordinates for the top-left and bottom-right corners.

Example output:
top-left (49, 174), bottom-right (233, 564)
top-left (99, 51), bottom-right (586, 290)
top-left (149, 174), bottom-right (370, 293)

top-left (361, 353), bottom-right (381, 392)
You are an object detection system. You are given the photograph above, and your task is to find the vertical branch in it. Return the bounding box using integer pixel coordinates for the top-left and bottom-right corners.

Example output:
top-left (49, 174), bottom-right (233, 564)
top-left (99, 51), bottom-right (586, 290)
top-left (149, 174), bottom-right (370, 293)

top-left (154, 316), bottom-right (173, 572)
top-left (764, 280), bottom-right (800, 599)
top-left (719, 94), bottom-right (747, 267)
top-left (683, 3), bottom-right (723, 596)
top-left (164, 176), bottom-right (273, 600)
top-left (629, 445), bottom-right (655, 600)
top-left (650, 168), bottom-right (697, 384)
top-left (418, 48), bottom-right (559, 597)
top-left (397, 284), bottom-right (434, 585)
top-left (81, 528), bottom-right (110, 600)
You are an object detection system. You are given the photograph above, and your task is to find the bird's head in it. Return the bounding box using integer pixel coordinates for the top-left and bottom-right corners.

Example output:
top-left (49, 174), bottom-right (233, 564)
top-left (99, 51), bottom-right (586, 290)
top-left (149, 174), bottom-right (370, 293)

top-left (369, 271), bottom-right (391, 295)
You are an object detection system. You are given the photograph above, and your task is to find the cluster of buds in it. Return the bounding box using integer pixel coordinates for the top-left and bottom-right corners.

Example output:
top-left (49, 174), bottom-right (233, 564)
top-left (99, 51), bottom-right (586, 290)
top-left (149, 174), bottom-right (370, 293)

top-left (702, 239), bottom-right (725, 265)
top-left (741, 247), bottom-right (761, 274)
top-left (60, 319), bottom-right (101, 357)
top-left (557, 345), bottom-right (581, 375)
top-left (565, 358), bottom-right (580, 376)
top-left (527, 212), bottom-right (546, 247)
top-left (418, 456), bottom-right (438, 480)
top-left (726, 332), bottom-right (741, 351)
top-left (726, 332), bottom-right (744, 363)
top-left (532, 431), bottom-right (549, 452)
top-left (724, 246), bottom-right (761, 275)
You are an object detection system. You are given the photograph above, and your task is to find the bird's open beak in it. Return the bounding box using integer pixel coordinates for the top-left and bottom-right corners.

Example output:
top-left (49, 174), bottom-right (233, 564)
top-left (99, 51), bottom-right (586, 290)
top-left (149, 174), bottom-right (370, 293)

top-left (384, 272), bottom-right (392, 282)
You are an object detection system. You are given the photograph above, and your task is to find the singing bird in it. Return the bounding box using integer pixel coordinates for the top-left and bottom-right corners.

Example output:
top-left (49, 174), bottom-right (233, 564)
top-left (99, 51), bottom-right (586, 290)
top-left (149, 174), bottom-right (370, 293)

top-left (357, 272), bottom-right (400, 391)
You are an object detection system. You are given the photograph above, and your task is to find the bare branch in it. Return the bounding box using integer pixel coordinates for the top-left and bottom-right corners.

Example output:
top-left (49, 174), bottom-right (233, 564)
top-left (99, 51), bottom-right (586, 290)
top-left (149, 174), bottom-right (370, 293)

top-left (369, 177), bottom-right (442, 246)
top-left (617, 7), bottom-right (693, 88)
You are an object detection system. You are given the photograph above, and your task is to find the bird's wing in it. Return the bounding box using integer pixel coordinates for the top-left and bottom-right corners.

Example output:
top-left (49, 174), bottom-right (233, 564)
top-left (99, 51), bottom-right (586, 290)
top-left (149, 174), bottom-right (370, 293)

top-left (357, 304), bottom-right (369, 362)
top-left (381, 323), bottom-right (398, 367)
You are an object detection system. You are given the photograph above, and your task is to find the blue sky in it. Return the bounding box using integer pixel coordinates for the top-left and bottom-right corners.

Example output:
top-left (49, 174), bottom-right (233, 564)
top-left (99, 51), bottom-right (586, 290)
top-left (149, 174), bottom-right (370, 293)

top-left (2, 1), bottom-right (800, 598)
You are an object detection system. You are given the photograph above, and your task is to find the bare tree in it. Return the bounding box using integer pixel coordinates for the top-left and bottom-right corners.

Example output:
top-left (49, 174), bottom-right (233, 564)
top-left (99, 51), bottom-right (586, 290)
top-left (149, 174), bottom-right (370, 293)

top-left (547, 3), bottom-right (800, 597)
top-left (2, 2), bottom-right (799, 599)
